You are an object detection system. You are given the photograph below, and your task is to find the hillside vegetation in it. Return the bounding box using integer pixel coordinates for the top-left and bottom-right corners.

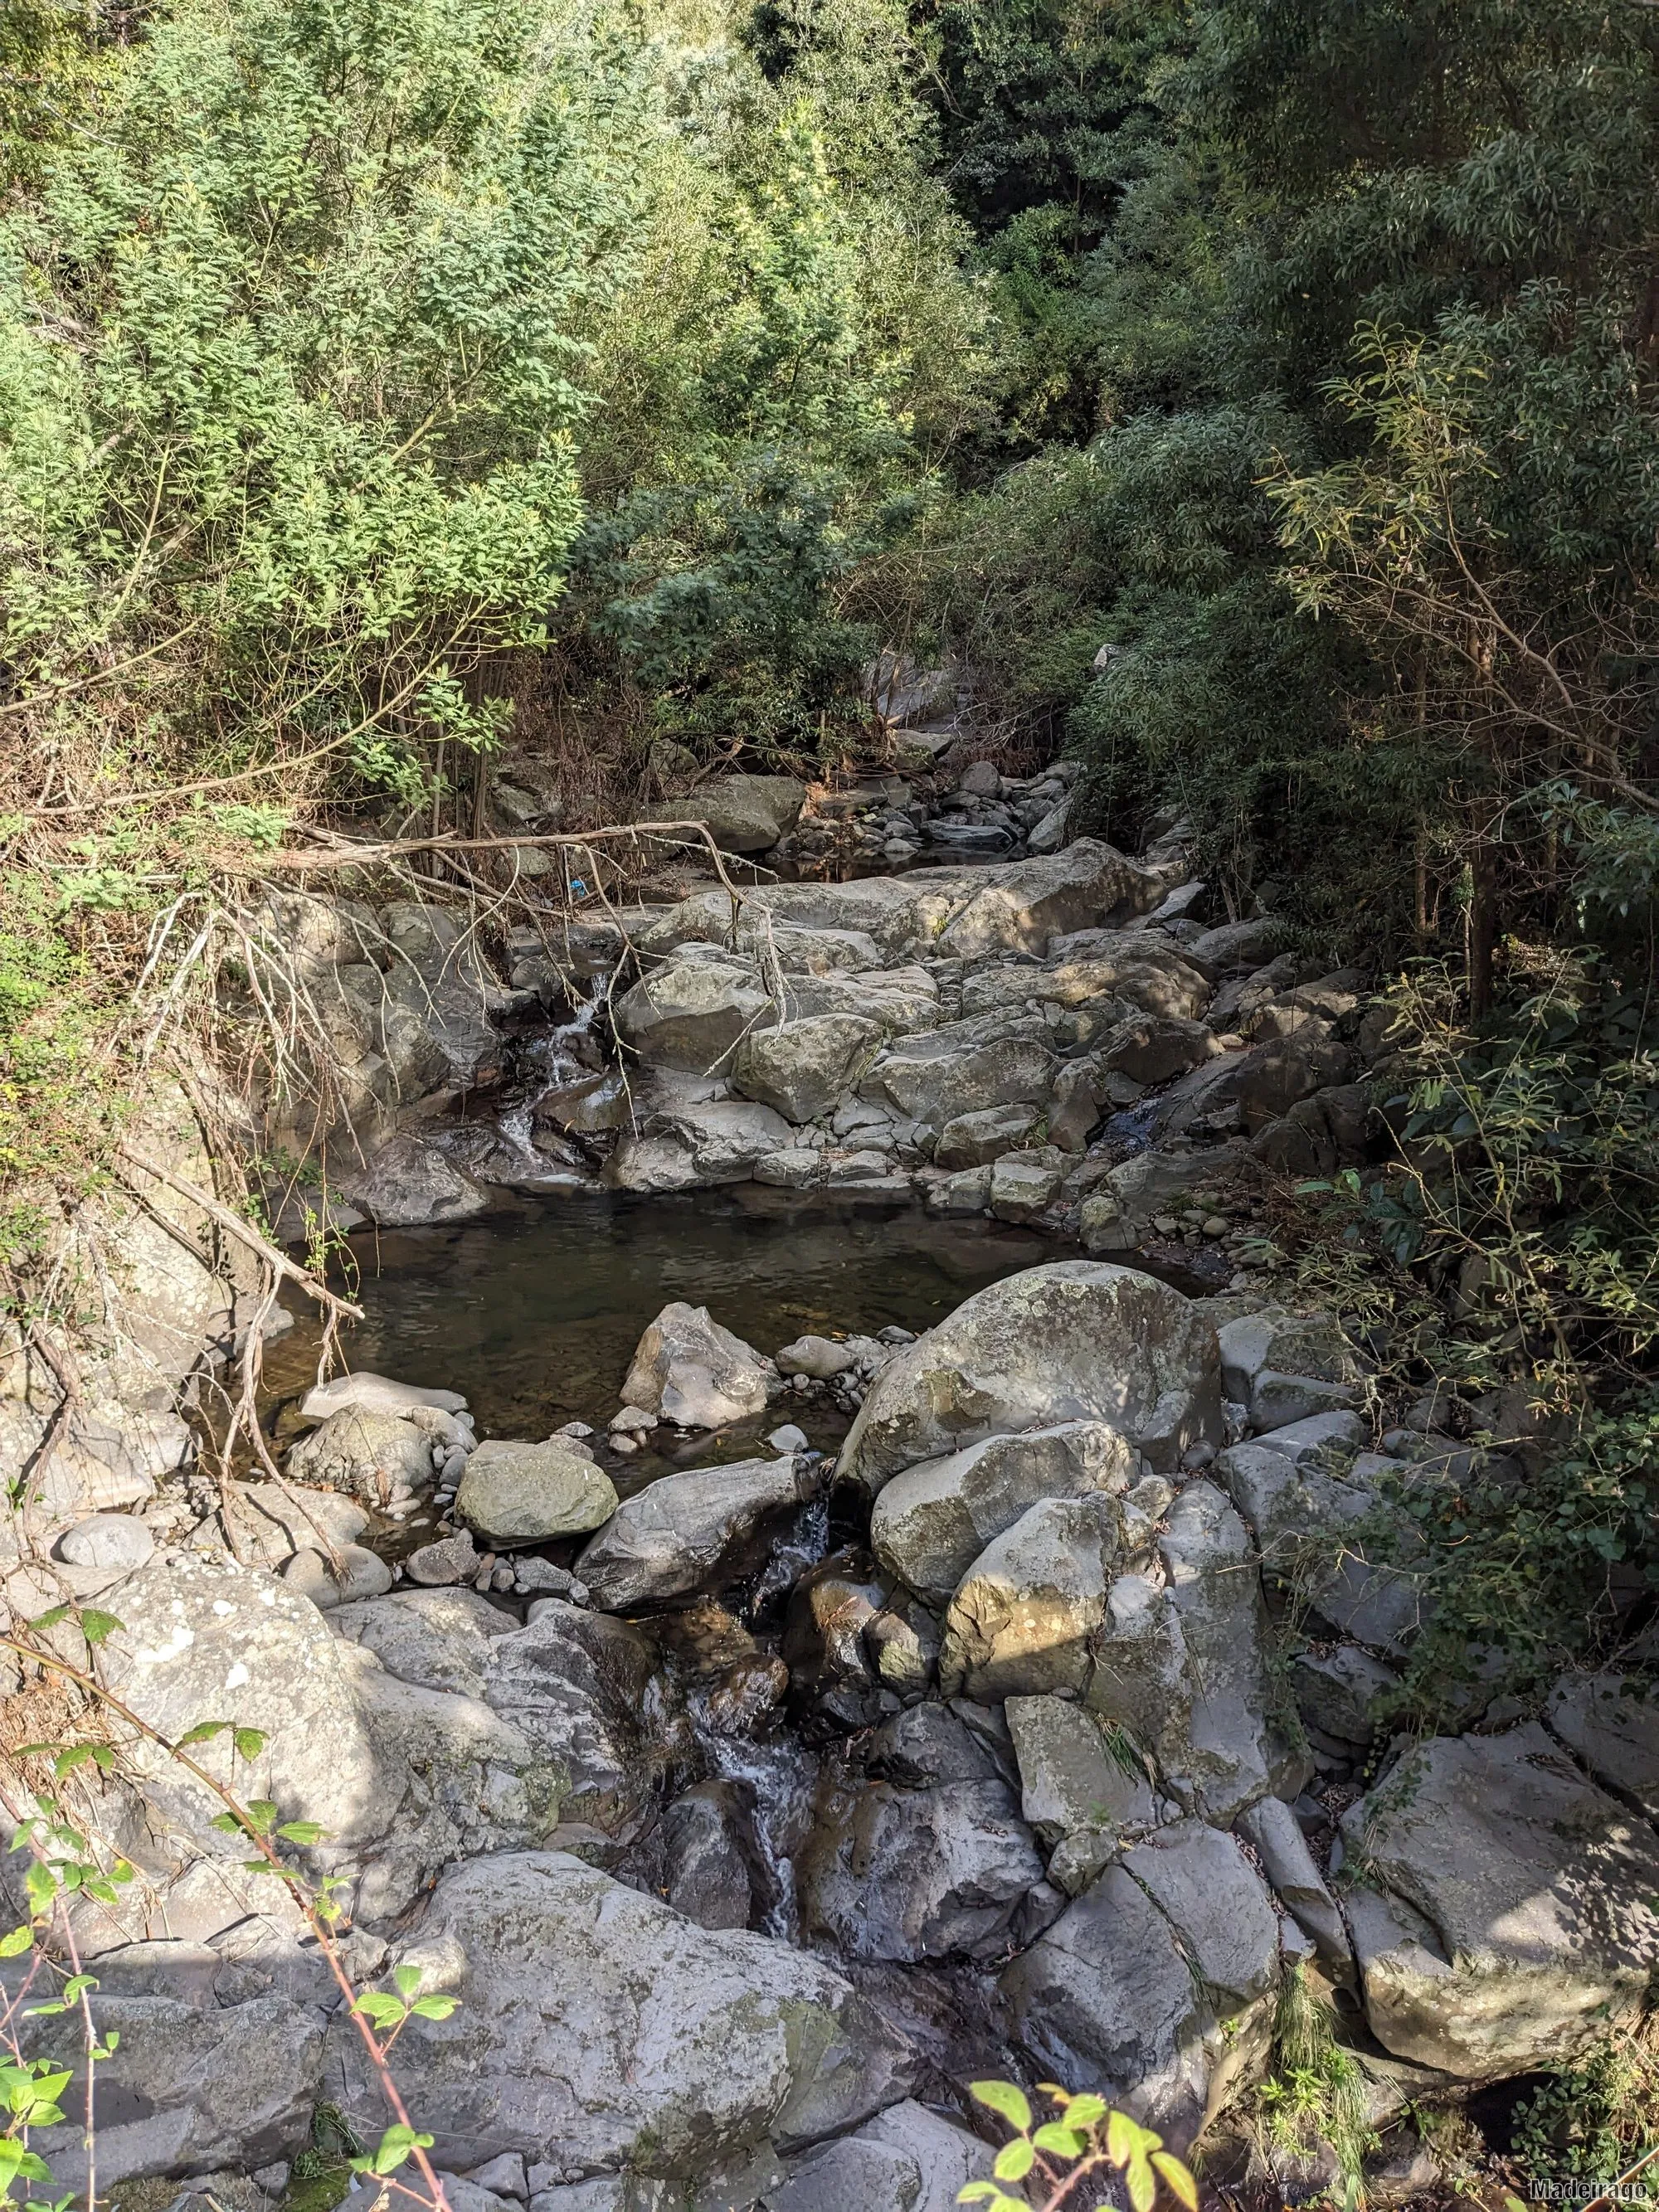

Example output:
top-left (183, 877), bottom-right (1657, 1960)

top-left (2, 0), bottom-right (1657, 1676)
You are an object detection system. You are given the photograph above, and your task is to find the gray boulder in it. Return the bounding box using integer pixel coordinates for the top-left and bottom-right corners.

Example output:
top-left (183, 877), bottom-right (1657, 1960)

top-left (327, 1851), bottom-right (915, 2183)
top-left (1093, 1012), bottom-right (1223, 1087)
top-left (577, 1456), bottom-right (811, 1611)
top-left (641, 774), bottom-right (806, 854)
top-left (935, 1103), bottom-right (1040, 1169)
top-left (1291, 1645), bottom-right (1400, 1748)
top-left (332, 1585), bottom-right (520, 1700)
top-left (1005, 1694), bottom-right (1156, 1886)
top-left (613, 951), bottom-right (775, 1072)
top-left (839, 1262), bottom-right (1222, 1496)
top-left (341, 1134), bottom-right (488, 1226)
top-left (937, 842), bottom-right (1160, 959)
top-left (758, 2100), bottom-right (993, 2212)
top-left (26, 1993), bottom-right (324, 2187)
top-left (1000, 1830), bottom-right (1275, 2151)
top-left (938, 1495), bottom-right (1124, 1703)
top-left (1547, 1670), bottom-right (1659, 1819)
top-left (989, 1153), bottom-right (1065, 1223)
top-left (620, 1302), bottom-right (774, 1429)
top-left (456, 1440), bottom-right (618, 1548)
top-left (1215, 1442), bottom-right (1424, 1652)
top-left (281, 1543), bottom-right (393, 1607)
top-left (866, 1704), bottom-right (1001, 1790)
top-left (226, 1480), bottom-right (371, 1568)
top-left (798, 1777), bottom-right (1044, 1962)
top-left (873, 1023), bottom-right (1058, 1129)
top-left (776, 1334), bottom-right (854, 1381)
top-left (57, 1512), bottom-right (155, 1571)
top-left (662, 1782), bottom-right (756, 1932)
top-left (1236, 1795), bottom-right (1350, 1967)
top-left (286, 1405), bottom-right (434, 1507)
top-left (732, 1015), bottom-right (883, 1123)
top-left (651, 1096), bottom-right (795, 1183)
top-left (1340, 1724), bottom-right (1659, 2077)
top-left (870, 1420), bottom-right (1135, 1611)
top-left (300, 1371), bottom-right (468, 1419)
top-left (1217, 1310), bottom-right (1357, 1408)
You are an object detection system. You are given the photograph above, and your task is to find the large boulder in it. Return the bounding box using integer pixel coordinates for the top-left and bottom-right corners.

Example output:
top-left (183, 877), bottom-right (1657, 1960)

top-left (650, 1096), bottom-right (795, 1182)
top-left (71, 1558), bottom-right (556, 1937)
top-left (455, 1439), bottom-right (618, 1548)
top-left (1340, 1724), bottom-right (1659, 2077)
top-left (285, 1405), bottom-right (435, 1506)
top-left (339, 1588), bottom-right (687, 1843)
top-left (1071, 1484), bottom-right (1297, 1826)
top-left (327, 1851), bottom-right (916, 2185)
top-left (1005, 1694), bottom-right (1156, 1890)
top-left (732, 1015), bottom-right (883, 1123)
top-left (960, 948), bottom-right (1209, 1026)
top-left (1000, 1821), bottom-right (1279, 2149)
top-left (613, 952), bottom-right (776, 1072)
top-left (1546, 1670), bottom-right (1659, 1820)
top-left (641, 775), bottom-right (807, 854)
top-left (838, 1263), bottom-right (1222, 1497)
top-left (758, 2100), bottom-right (993, 2212)
top-left (938, 1495), bottom-right (1124, 1703)
top-left (341, 1134), bottom-right (488, 1226)
top-left (872, 1018), bottom-right (1058, 1129)
top-left (797, 1776), bottom-right (1045, 1962)
top-left (937, 842), bottom-right (1160, 959)
top-left (577, 1456), bottom-right (812, 1612)
top-left (620, 1303), bottom-right (774, 1429)
top-left (26, 1991), bottom-right (324, 2187)
top-left (870, 1420), bottom-right (1135, 1612)
top-left (1215, 1442), bottom-right (1424, 1652)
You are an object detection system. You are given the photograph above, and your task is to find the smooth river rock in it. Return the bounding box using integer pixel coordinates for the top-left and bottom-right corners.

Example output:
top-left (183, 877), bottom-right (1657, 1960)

top-left (456, 1439), bottom-right (618, 1548)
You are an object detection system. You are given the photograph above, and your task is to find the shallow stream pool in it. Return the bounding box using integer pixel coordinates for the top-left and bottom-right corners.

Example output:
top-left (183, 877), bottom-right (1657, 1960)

top-left (261, 1189), bottom-right (1057, 1446)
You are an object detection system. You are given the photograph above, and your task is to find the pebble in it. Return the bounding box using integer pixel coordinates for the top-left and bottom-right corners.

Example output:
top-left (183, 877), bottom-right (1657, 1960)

top-left (557, 1420), bottom-right (595, 1439)
top-left (490, 1563), bottom-right (517, 1593)
top-left (609, 1404), bottom-right (658, 1436)
top-left (281, 1544), bottom-right (393, 1608)
top-left (766, 1423), bottom-right (809, 1454)
top-left (611, 1433), bottom-right (640, 1456)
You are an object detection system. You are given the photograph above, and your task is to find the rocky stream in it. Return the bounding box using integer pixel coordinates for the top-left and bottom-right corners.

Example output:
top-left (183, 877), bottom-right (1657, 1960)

top-left (5, 729), bottom-right (1658, 2212)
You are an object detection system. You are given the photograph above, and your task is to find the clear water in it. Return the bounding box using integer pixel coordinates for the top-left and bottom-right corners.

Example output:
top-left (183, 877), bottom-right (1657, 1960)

top-left (262, 1189), bottom-right (1053, 1447)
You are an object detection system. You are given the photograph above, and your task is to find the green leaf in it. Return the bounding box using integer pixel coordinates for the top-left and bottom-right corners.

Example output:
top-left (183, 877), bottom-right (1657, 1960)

top-left (955, 2188), bottom-right (1002, 2206)
top-left (1151, 2151), bottom-right (1199, 2210)
top-left (0, 1928), bottom-right (33, 1958)
top-left (992, 2140), bottom-right (1034, 2182)
top-left (1126, 2152), bottom-right (1157, 2212)
top-left (409, 1994), bottom-right (458, 2020)
top-left (348, 2125), bottom-right (432, 2177)
top-left (23, 1862), bottom-right (57, 1913)
top-left (26, 1607), bottom-right (71, 1632)
top-left (208, 1814), bottom-right (241, 1834)
top-left (275, 1821), bottom-right (327, 1845)
top-left (1060, 2093), bottom-right (1107, 2128)
top-left (1032, 2123), bottom-right (1086, 2158)
top-left (59, 1976), bottom-right (96, 2002)
top-left (393, 1964), bottom-right (422, 2000)
top-left (233, 1728), bottom-right (269, 1763)
top-left (77, 1610), bottom-right (123, 1647)
top-left (352, 1992), bottom-right (408, 2029)
top-left (175, 1722), bottom-right (232, 1748)
top-left (970, 2081), bottom-right (1032, 2134)
top-left (244, 1800), bottom-right (277, 1835)
top-left (1107, 2111), bottom-right (1160, 2168)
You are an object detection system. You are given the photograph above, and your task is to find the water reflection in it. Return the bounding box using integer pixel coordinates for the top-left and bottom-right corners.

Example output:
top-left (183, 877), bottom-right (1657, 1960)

top-left (264, 1190), bottom-right (1055, 1443)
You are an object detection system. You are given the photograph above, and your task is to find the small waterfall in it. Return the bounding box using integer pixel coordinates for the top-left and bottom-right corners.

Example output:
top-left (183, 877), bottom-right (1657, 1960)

top-left (498, 984), bottom-right (605, 1160)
